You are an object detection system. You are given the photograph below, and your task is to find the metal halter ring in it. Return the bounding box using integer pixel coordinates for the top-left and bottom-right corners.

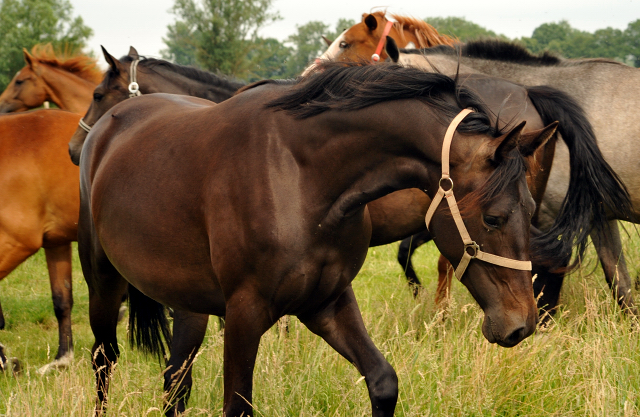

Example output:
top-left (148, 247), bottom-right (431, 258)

top-left (128, 81), bottom-right (140, 95)
top-left (464, 242), bottom-right (480, 258)
top-left (439, 177), bottom-right (454, 191)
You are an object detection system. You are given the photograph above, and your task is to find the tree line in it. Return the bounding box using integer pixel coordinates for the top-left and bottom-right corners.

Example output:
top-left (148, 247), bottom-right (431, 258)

top-left (1, 0), bottom-right (639, 91)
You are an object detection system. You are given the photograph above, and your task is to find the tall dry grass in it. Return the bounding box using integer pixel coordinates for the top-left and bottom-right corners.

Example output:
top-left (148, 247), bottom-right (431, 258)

top-left (1, 223), bottom-right (639, 416)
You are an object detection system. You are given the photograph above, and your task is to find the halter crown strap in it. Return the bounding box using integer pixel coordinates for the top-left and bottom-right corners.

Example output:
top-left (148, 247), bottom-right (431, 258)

top-left (425, 109), bottom-right (532, 281)
top-left (371, 20), bottom-right (395, 62)
top-left (128, 59), bottom-right (142, 98)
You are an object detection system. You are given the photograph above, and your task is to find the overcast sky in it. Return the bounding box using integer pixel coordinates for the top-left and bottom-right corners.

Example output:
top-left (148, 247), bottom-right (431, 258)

top-left (70, 0), bottom-right (639, 64)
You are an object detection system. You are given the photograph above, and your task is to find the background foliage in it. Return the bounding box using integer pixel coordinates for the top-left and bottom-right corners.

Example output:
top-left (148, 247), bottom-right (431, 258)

top-left (0, 0), bottom-right (92, 90)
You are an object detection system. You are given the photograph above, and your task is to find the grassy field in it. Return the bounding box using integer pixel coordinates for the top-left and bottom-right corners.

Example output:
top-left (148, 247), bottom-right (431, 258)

top-left (1, 224), bottom-right (640, 416)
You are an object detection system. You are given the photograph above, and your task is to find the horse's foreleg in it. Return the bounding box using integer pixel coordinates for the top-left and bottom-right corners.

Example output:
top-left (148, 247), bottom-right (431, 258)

top-left (397, 230), bottom-right (433, 297)
top-left (301, 285), bottom-right (398, 417)
top-left (44, 244), bottom-right (74, 362)
top-left (435, 255), bottom-right (454, 305)
top-left (164, 310), bottom-right (209, 417)
top-left (591, 221), bottom-right (637, 314)
top-left (222, 293), bottom-right (274, 417)
top-left (0, 235), bottom-right (40, 329)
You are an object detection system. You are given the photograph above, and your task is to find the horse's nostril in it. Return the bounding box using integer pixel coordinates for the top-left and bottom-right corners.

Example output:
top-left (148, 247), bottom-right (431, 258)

top-left (505, 327), bottom-right (525, 345)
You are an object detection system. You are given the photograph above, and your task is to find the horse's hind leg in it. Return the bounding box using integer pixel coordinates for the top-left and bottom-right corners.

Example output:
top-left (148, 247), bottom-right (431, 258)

top-left (36, 244), bottom-right (74, 374)
top-left (301, 285), bottom-right (398, 417)
top-left (397, 230), bottom-right (432, 297)
top-left (591, 221), bottom-right (637, 315)
top-left (164, 310), bottom-right (209, 416)
top-left (79, 233), bottom-right (129, 414)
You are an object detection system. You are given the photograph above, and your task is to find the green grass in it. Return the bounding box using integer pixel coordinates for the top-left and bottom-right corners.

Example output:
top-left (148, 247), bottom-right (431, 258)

top-left (1, 224), bottom-right (640, 416)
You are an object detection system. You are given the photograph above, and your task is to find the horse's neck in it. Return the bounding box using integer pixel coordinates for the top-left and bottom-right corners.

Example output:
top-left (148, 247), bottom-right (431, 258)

top-left (299, 106), bottom-right (445, 227)
top-left (145, 68), bottom-right (238, 103)
top-left (40, 66), bottom-right (96, 114)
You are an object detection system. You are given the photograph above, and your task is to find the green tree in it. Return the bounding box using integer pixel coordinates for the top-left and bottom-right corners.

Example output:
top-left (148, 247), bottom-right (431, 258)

top-left (424, 17), bottom-right (504, 41)
top-left (284, 18), bottom-right (355, 77)
top-left (0, 0), bottom-right (92, 90)
top-left (162, 0), bottom-right (281, 80)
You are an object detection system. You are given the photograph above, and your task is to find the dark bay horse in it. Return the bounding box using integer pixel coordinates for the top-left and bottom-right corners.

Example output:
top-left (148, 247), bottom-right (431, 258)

top-left (0, 44), bottom-right (102, 114)
top-left (78, 63), bottom-right (555, 416)
top-left (313, 34), bottom-right (634, 314)
top-left (68, 46), bottom-right (244, 164)
top-left (0, 110), bottom-right (82, 374)
top-left (395, 40), bottom-right (640, 313)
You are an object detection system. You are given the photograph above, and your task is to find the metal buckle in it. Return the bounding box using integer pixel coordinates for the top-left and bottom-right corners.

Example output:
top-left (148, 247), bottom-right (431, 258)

top-left (439, 177), bottom-right (453, 191)
top-left (464, 242), bottom-right (480, 258)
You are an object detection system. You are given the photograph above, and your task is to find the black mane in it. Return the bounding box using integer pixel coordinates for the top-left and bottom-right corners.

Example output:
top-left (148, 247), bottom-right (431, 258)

top-left (265, 61), bottom-right (528, 211)
top-left (404, 39), bottom-right (624, 67)
top-left (118, 54), bottom-right (245, 94)
top-left (266, 61), bottom-right (498, 138)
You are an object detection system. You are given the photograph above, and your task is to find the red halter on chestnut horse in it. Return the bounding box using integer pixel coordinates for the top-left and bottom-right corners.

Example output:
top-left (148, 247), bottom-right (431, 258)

top-left (78, 62), bottom-right (552, 416)
top-left (305, 11), bottom-right (458, 74)
top-left (0, 44), bottom-right (101, 114)
top-left (0, 110), bottom-right (82, 374)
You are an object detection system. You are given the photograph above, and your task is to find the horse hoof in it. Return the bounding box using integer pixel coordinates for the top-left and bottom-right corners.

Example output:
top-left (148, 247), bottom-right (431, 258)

top-left (37, 352), bottom-right (74, 375)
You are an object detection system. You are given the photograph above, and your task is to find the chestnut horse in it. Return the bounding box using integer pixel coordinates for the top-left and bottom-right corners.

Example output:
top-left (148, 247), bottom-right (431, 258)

top-left (0, 44), bottom-right (102, 114)
top-left (0, 110), bottom-right (81, 374)
top-left (317, 15), bottom-right (639, 314)
top-left (68, 46), bottom-right (245, 164)
top-left (303, 11), bottom-right (458, 75)
top-left (78, 63), bottom-right (554, 416)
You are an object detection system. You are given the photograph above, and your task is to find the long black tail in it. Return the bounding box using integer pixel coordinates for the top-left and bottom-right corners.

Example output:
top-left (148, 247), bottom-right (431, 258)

top-left (128, 285), bottom-right (172, 362)
top-left (526, 85), bottom-right (632, 270)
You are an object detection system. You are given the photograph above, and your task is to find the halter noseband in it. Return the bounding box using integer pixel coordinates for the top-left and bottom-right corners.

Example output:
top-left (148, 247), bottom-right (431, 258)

top-left (371, 20), bottom-right (395, 62)
top-left (78, 59), bottom-right (142, 133)
top-left (425, 109), bottom-right (532, 281)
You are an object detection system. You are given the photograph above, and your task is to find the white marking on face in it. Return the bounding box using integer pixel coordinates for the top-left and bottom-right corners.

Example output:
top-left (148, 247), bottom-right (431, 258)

top-left (318, 30), bottom-right (347, 61)
top-left (301, 30), bottom-right (348, 76)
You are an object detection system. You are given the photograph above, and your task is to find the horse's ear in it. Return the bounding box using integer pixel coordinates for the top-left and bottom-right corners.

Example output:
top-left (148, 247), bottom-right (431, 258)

top-left (385, 36), bottom-right (399, 62)
top-left (364, 14), bottom-right (378, 31)
top-left (491, 121), bottom-right (526, 164)
top-left (101, 46), bottom-right (121, 75)
top-left (128, 46), bottom-right (140, 60)
top-left (517, 121), bottom-right (558, 157)
top-left (23, 48), bottom-right (39, 71)
top-left (321, 35), bottom-right (333, 47)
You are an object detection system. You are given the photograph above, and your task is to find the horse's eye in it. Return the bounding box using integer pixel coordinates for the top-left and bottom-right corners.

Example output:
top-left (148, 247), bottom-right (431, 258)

top-left (14, 79), bottom-right (24, 85)
top-left (339, 41), bottom-right (349, 49)
top-left (93, 92), bottom-right (104, 102)
top-left (483, 215), bottom-right (501, 228)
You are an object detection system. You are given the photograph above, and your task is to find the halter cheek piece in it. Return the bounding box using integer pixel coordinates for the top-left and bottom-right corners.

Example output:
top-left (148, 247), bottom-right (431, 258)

top-left (78, 59), bottom-right (142, 133)
top-left (425, 109), bottom-right (532, 280)
top-left (371, 20), bottom-right (395, 62)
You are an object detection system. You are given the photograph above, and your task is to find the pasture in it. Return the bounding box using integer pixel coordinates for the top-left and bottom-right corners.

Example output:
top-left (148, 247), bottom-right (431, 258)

top-left (1, 229), bottom-right (639, 416)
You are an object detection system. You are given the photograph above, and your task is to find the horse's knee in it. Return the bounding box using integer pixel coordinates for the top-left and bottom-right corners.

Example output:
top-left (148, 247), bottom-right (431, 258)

top-left (367, 362), bottom-right (398, 412)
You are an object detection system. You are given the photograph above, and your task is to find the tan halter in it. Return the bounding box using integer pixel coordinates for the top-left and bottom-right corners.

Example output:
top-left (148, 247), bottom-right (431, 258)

top-left (425, 109), bottom-right (532, 281)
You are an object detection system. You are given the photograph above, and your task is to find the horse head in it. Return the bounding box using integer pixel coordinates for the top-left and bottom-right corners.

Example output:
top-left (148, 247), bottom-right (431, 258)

top-left (429, 119), bottom-right (556, 347)
top-left (0, 50), bottom-right (48, 113)
top-left (68, 46), bottom-right (139, 165)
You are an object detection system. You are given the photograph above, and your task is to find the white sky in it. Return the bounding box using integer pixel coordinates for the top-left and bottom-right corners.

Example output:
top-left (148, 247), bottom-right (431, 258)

top-left (71, 0), bottom-right (639, 63)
